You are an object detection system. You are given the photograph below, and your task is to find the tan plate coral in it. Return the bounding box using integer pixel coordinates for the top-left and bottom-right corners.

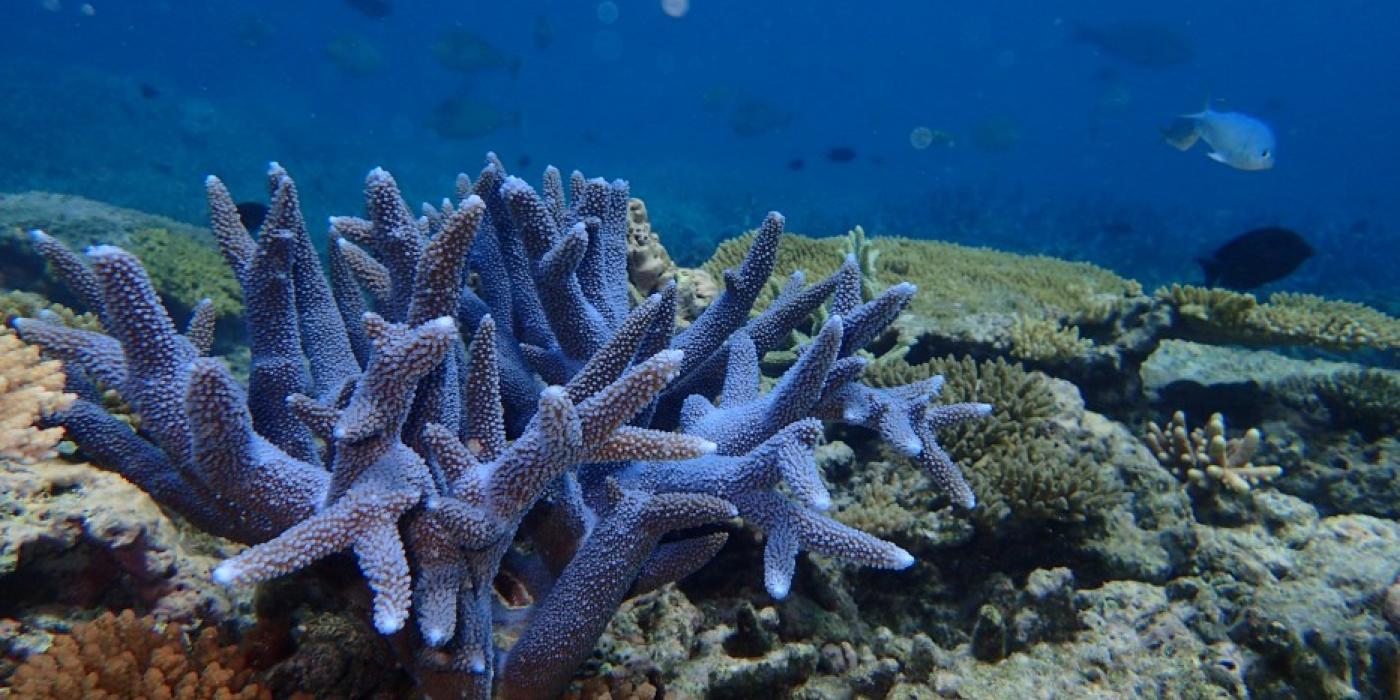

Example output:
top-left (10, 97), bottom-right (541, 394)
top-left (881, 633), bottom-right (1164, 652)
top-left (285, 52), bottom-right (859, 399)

top-left (1156, 284), bottom-right (1400, 352)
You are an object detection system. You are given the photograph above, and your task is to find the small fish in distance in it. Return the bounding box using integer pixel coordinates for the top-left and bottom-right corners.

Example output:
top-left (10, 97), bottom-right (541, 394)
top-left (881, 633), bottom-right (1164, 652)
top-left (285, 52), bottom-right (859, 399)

top-left (826, 146), bottom-right (857, 163)
top-left (1198, 226), bottom-right (1313, 290)
top-left (344, 0), bottom-right (391, 19)
top-left (1163, 102), bottom-right (1275, 171)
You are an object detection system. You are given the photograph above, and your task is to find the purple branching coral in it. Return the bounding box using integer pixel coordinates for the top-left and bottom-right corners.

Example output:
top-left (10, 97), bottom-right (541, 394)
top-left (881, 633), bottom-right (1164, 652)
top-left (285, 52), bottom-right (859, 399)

top-left (16, 154), bottom-right (991, 699)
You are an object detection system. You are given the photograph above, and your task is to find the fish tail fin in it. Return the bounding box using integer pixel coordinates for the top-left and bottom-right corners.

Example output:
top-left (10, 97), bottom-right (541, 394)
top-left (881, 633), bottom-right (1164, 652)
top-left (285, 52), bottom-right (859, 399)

top-left (1161, 118), bottom-right (1200, 151)
top-left (1197, 257), bottom-right (1222, 287)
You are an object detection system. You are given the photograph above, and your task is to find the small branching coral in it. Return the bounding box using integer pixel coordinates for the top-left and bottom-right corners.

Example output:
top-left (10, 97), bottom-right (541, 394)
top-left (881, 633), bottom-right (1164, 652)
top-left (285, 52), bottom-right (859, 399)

top-left (7, 610), bottom-right (280, 700)
top-left (0, 329), bottom-right (74, 463)
top-left (16, 155), bottom-right (992, 699)
top-left (1144, 411), bottom-right (1281, 494)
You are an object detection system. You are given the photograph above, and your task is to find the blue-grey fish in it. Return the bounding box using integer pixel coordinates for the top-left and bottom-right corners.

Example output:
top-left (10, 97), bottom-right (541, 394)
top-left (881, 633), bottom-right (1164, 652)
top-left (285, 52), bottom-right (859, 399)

top-left (1162, 104), bottom-right (1276, 170)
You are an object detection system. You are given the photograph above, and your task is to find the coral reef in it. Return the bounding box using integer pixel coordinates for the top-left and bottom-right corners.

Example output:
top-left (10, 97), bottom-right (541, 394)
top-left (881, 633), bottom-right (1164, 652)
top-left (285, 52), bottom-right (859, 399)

top-left (0, 459), bottom-right (246, 625)
top-left (6, 610), bottom-right (277, 699)
top-left (837, 356), bottom-right (1127, 551)
top-left (0, 331), bottom-right (74, 463)
top-left (1307, 369), bottom-right (1400, 442)
top-left (1145, 411), bottom-right (1282, 494)
top-left (15, 156), bottom-right (992, 698)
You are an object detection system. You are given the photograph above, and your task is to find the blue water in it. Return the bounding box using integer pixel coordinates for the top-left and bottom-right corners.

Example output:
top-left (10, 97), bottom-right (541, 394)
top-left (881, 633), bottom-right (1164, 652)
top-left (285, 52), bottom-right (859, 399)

top-left (4, 0), bottom-right (1398, 307)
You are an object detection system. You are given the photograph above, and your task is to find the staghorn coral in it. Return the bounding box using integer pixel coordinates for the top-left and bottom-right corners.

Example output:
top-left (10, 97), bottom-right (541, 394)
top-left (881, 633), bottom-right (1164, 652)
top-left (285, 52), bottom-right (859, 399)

top-left (1144, 411), bottom-right (1282, 493)
top-left (18, 156), bottom-right (993, 699)
top-left (6, 610), bottom-right (278, 700)
top-left (1157, 284), bottom-right (1400, 351)
top-left (0, 330), bottom-right (74, 463)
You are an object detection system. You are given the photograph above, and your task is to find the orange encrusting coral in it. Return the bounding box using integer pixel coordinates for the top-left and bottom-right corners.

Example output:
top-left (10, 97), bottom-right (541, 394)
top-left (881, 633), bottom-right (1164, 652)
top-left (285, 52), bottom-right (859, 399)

top-left (6, 610), bottom-right (284, 700)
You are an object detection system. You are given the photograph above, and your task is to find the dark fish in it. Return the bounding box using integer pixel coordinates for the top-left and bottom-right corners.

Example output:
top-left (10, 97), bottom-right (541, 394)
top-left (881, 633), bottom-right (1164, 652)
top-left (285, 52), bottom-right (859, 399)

top-left (728, 98), bottom-right (791, 137)
top-left (432, 30), bottom-right (522, 76)
top-left (322, 33), bottom-right (384, 78)
top-left (517, 154), bottom-right (532, 169)
top-left (139, 83), bottom-right (160, 99)
top-left (533, 15), bottom-right (555, 50)
top-left (787, 158), bottom-right (805, 171)
top-left (428, 97), bottom-right (520, 140)
top-left (1072, 20), bottom-right (1194, 68)
top-left (826, 146), bottom-right (857, 163)
top-left (1102, 221), bottom-right (1134, 236)
top-left (1198, 227), bottom-right (1313, 290)
top-left (236, 201), bottom-right (269, 232)
top-left (970, 115), bottom-right (1021, 153)
top-left (344, 0), bottom-right (391, 19)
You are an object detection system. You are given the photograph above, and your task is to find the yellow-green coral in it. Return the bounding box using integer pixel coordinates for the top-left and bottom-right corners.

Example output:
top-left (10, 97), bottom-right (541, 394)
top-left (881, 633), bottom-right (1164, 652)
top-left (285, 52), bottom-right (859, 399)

top-left (1144, 411), bottom-right (1281, 494)
top-left (0, 290), bottom-right (102, 332)
top-left (842, 225), bottom-right (880, 302)
top-left (1006, 316), bottom-right (1093, 362)
top-left (128, 227), bottom-right (243, 318)
top-left (1156, 284), bottom-right (1399, 351)
top-left (966, 434), bottom-right (1119, 529)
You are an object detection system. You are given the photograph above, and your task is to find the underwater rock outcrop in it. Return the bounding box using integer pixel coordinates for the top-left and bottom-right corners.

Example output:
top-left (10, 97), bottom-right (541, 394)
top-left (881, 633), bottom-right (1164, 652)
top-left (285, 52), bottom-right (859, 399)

top-left (15, 155), bottom-right (994, 698)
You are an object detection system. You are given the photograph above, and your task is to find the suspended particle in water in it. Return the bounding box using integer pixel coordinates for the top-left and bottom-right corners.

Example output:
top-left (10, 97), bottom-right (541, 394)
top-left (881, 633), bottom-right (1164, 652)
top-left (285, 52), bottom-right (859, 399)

top-left (596, 1), bottom-right (619, 24)
top-left (661, 0), bottom-right (689, 18)
top-left (910, 126), bottom-right (935, 150)
top-left (40, 0), bottom-right (60, 11)
top-left (80, 2), bottom-right (95, 15)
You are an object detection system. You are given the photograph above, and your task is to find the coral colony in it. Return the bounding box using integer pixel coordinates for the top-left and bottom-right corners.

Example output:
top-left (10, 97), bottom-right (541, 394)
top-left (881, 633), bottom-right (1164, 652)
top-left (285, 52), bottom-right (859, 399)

top-left (15, 155), bottom-right (990, 699)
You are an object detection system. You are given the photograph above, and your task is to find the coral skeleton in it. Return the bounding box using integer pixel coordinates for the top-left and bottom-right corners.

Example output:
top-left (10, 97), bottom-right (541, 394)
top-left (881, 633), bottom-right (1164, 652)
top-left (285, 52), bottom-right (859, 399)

top-left (16, 155), bottom-right (990, 698)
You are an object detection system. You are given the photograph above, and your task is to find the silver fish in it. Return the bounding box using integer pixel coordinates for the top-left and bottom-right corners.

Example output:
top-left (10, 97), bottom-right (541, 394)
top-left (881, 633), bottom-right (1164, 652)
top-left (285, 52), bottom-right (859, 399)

top-left (1163, 104), bottom-right (1275, 171)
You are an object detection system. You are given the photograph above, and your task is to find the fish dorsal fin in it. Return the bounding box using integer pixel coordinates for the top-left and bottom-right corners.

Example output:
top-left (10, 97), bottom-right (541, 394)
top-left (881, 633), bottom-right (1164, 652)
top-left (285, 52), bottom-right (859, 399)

top-left (1180, 95), bottom-right (1214, 119)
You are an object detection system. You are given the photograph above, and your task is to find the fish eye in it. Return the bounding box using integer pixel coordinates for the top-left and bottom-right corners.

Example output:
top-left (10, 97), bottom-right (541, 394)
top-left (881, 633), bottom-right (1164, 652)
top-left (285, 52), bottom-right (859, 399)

top-left (1261, 149), bottom-right (1271, 158)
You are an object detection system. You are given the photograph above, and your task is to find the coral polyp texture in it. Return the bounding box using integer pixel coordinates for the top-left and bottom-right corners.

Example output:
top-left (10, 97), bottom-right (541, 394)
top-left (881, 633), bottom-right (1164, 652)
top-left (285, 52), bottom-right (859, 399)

top-left (0, 329), bottom-right (74, 463)
top-left (15, 155), bottom-right (991, 698)
top-left (7, 609), bottom-right (278, 700)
